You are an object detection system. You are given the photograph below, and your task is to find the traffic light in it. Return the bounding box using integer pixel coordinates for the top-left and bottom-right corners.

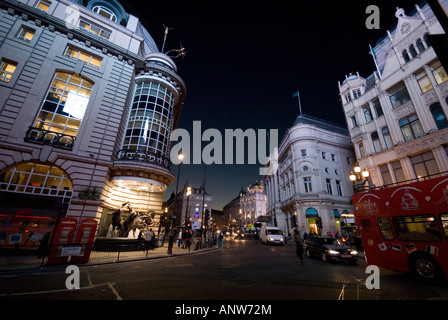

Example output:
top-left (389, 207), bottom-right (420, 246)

top-left (315, 217), bottom-right (323, 229)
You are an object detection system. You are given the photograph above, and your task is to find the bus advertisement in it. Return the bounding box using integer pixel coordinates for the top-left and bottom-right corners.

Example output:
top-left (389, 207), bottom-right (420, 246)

top-left (352, 175), bottom-right (448, 281)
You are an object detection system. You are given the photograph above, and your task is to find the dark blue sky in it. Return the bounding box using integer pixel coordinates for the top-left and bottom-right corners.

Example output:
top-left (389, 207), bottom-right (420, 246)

top-left (123, 0), bottom-right (424, 210)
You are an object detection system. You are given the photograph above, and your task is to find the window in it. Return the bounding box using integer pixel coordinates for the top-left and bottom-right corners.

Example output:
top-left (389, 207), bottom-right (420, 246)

top-left (402, 49), bottom-right (410, 63)
top-left (36, 0), bottom-right (50, 11)
top-left (372, 99), bottom-right (383, 117)
top-left (359, 143), bottom-right (365, 158)
top-left (379, 164), bottom-right (393, 186)
top-left (388, 82), bottom-right (411, 108)
top-left (363, 105), bottom-right (373, 122)
top-left (326, 179), bottom-right (332, 194)
top-left (0, 162), bottom-right (72, 199)
top-left (430, 103), bottom-right (448, 130)
top-left (303, 177), bottom-right (312, 193)
top-left (322, 152), bottom-right (326, 160)
top-left (391, 161), bottom-right (406, 184)
top-left (92, 6), bottom-right (117, 22)
top-left (79, 19), bottom-right (111, 39)
top-left (336, 180), bottom-right (342, 196)
top-left (378, 218), bottom-right (394, 240)
top-left (0, 60), bottom-right (17, 82)
top-left (431, 61), bottom-right (448, 85)
top-left (64, 46), bottom-right (102, 68)
top-left (416, 70), bottom-right (433, 93)
top-left (121, 81), bottom-right (174, 158)
top-left (371, 131), bottom-right (382, 153)
top-left (301, 149), bottom-right (306, 157)
top-left (381, 126), bottom-right (393, 150)
top-left (441, 214), bottom-right (448, 239)
top-left (331, 154), bottom-right (335, 161)
top-left (409, 44), bottom-right (418, 58)
top-left (17, 26), bottom-right (35, 42)
top-left (411, 151), bottom-right (439, 179)
top-left (416, 39), bottom-right (426, 53)
top-left (31, 72), bottom-right (93, 141)
top-left (393, 214), bottom-right (442, 241)
top-left (351, 116), bottom-right (358, 128)
top-left (353, 88), bottom-right (362, 99)
top-left (399, 114), bottom-right (423, 142)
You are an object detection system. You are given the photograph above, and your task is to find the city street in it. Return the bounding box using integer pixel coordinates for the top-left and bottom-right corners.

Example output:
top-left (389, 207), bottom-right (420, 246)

top-left (1, 237), bottom-right (447, 302)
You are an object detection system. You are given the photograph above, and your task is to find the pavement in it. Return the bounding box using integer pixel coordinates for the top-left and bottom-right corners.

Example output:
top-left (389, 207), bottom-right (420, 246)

top-left (0, 240), bottom-right (222, 273)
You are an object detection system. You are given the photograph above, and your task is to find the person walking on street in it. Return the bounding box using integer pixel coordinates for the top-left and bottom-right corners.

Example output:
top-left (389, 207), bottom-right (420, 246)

top-left (167, 228), bottom-right (174, 254)
top-left (144, 228), bottom-right (154, 257)
top-left (294, 228), bottom-right (305, 264)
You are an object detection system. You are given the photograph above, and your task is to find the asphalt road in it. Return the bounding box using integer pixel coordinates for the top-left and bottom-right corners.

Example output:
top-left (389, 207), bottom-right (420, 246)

top-left (1, 238), bottom-right (447, 303)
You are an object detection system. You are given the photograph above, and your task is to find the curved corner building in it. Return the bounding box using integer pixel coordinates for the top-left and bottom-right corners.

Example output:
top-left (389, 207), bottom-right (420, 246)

top-left (0, 0), bottom-right (186, 244)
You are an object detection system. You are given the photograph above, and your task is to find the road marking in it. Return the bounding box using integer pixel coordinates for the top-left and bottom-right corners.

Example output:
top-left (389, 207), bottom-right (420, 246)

top-left (165, 263), bottom-right (194, 268)
top-left (107, 282), bottom-right (123, 300)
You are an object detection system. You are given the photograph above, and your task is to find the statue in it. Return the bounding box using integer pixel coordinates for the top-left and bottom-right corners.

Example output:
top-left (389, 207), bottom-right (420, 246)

top-left (109, 202), bottom-right (158, 238)
top-left (395, 7), bottom-right (406, 18)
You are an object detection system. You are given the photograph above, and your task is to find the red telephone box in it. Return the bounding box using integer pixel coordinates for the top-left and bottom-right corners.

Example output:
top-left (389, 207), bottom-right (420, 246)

top-left (47, 217), bottom-right (77, 265)
top-left (70, 218), bottom-right (97, 264)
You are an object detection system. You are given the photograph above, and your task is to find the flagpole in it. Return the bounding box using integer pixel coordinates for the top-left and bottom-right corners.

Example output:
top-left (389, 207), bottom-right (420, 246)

top-left (369, 44), bottom-right (382, 79)
top-left (293, 90), bottom-right (303, 116)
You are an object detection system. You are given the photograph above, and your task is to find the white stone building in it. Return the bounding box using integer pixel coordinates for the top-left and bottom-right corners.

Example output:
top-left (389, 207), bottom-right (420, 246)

top-left (239, 182), bottom-right (267, 228)
top-left (339, 3), bottom-right (448, 190)
top-left (264, 114), bottom-right (356, 237)
top-left (0, 0), bottom-right (186, 246)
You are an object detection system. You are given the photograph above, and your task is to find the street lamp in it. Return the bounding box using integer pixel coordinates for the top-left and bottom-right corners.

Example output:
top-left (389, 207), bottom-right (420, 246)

top-left (349, 164), bottom-right (370, 193)
top-left (172, 152), bottom-right (184, 228)
top-left (184, 186), bottom-right (192, 229)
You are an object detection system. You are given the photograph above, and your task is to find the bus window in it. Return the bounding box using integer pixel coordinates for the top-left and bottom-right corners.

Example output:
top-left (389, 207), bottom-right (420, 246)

top-left (378, 218), bottom-right (394, 240)
top-left (392, 214), bottom-right (442, 242)
top-left (441, 213), bottom-right (448, 239)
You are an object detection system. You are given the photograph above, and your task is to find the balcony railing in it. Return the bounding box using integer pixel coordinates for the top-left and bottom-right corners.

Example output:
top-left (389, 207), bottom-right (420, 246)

top-left (24, 126), bottom-right (75, 150)
top-left (115, 148), bottom-right (171, 169)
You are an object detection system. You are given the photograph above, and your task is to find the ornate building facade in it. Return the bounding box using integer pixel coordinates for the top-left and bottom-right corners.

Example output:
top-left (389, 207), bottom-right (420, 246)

top-left (0, 0), bottom-right (186, 246)
top-left (264, 115), bottom-right (355, 237)
top-left (339, 3), bottom-right (448, 189)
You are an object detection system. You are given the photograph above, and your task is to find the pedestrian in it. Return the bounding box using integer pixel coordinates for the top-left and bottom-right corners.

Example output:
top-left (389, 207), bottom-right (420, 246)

top-left (294, 228), bottom-right (305, 264)
top-left (144, 228), bottom-right (154, 257)
top-left (177, 228), bottom-right (182, 248)
top-left (254, 229), bottom-right (259, 244)
top-left (167, 228), bottom-right (174, 254)
top-left (137, 231), bottom-right (145, 249)
top-left (159, 229), bottom-right (165, 247)
top-left (218, 230), bottom-right (224, 247)
top-left (37, 232), bottom-right (50, 259)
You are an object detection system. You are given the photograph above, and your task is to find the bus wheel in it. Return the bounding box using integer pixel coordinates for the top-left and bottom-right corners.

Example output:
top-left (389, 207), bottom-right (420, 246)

top-left (409, 253), bottom-right (443, 281)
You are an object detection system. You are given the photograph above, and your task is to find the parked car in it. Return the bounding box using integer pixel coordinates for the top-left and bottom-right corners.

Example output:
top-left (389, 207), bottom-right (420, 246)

top-left (233, 231), bottom-right (244, 239)
top-left (304, 235), bottom-right (358, 264)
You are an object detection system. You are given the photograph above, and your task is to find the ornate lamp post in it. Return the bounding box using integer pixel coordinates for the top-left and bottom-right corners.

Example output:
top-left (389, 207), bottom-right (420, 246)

top-left (349, 165), bottom-right (370, 193)
top-left (184, 186), bottom-right (192, 229)
top-left (172, 152), bottom-right (184, 228)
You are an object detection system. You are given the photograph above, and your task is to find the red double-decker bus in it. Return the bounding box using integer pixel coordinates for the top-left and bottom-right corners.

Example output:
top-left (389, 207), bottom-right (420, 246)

top-left (352, 175), bottom-right (448, 281)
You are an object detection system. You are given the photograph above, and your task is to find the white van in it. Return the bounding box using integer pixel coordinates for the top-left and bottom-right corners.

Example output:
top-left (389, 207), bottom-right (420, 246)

top-left (260, 225), bottom-right (285, 245)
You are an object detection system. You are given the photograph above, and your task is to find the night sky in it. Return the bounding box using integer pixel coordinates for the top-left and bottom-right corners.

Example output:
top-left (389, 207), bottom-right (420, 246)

top-left (122, 0), bottom-right (424, 210)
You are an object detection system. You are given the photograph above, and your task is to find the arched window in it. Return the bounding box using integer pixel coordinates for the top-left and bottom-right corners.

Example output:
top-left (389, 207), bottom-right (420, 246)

top-left (305, 208), bottom-right (318, 218)
top-left (92, 6), bottom-right (117, 22)
top-left (371, 131), bottom-right (382, 153)
top-left (409, 44), bottom-right (418, 59)
top-left (416, 39), bottom-right (426, 53)
top-left (381, 126), bottom-right (393, 150)
top-left (430, 102), bottom-right (448, 130)
top-left (0, 162), bottom-right (72, 200)
top-left (402, 49), bottom-right (410, 63)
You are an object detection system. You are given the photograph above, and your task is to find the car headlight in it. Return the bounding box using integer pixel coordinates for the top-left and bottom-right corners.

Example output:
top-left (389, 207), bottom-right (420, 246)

top-left (350, 250), bottom-right (358, 255)
top-left (328, 250), bottom-right (340, 255)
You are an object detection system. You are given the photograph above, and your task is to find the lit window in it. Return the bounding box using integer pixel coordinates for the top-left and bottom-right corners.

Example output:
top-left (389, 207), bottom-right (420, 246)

top-left (64, 46), bottom-right (102, 68)
top-left (0, 162), bottom-right (72, 199)
top-left (0, 60), bottom-right (17, 82)
top-left (399, 114), bottom-right (423, 142)
top-left (92, 6), bottom-right (117, 22)
top-left (431, 61), bottom-right (448, 85)
top-left (30, 72), bottom-right (93, 146)
top-left (388, 82), bottom-right (411, 109)
top-left (17, 26), bottom-right (35, 42)
top-left (415, 70), bottom-right (433, 93)
top-left (36, 0), bottom-right (50, 11)
top-left (79, 19), bottom-right (111, 39)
